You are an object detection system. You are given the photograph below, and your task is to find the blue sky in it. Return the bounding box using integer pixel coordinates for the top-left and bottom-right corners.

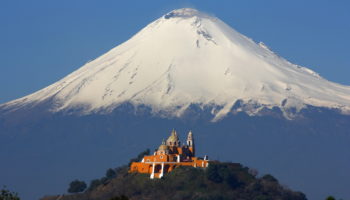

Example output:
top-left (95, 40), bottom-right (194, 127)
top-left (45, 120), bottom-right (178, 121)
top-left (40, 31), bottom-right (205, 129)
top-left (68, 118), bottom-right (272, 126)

top-left (0, 0), bottom-right (349, 104)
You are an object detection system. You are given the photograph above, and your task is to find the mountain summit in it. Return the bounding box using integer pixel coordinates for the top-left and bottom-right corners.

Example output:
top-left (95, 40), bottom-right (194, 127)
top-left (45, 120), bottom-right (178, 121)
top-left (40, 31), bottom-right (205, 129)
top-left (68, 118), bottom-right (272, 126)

top-left (2, 8), bottom-right (350, 120)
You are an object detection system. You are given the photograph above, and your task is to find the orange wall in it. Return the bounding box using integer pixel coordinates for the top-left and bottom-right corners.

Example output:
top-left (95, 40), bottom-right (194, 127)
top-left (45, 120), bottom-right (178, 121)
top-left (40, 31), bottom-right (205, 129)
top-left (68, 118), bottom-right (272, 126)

top-left (129, 156), bottom-right (209, 175)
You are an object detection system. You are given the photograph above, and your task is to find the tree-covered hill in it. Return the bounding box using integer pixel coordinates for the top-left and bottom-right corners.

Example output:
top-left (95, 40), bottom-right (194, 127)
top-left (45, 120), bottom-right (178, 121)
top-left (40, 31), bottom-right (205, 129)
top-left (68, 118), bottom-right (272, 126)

top-left (41, 161), bottom-right (307, 200)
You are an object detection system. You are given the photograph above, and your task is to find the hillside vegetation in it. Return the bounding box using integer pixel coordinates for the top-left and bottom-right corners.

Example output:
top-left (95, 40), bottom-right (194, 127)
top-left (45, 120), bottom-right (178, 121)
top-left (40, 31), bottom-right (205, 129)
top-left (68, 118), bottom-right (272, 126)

top-left (41, 161), bottom-right (307, 200)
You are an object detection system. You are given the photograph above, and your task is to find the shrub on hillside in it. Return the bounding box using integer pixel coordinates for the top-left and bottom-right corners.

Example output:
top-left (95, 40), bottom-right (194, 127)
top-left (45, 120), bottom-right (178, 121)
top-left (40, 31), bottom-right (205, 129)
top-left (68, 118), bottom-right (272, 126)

top-left (261, 174), bottom-right (278, 183)
top-left (88, 179), bottom-right (102, 191)
top-left (106, 168), bottom-right (117, 179)
top-left (206, 162), bottom-right (246, 188)
top-left (67, 180), bottom-right (87, 193)
top-left (325, 196), bottom-right (336, 200)
top-left (0, 186), bottom-right (20, 200)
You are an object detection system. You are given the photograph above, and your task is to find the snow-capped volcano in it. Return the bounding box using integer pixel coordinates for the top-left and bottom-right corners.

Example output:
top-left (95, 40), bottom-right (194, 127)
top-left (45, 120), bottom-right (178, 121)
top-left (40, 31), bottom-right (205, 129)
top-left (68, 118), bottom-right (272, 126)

top-left (3, 8), bottom-right (350, 119)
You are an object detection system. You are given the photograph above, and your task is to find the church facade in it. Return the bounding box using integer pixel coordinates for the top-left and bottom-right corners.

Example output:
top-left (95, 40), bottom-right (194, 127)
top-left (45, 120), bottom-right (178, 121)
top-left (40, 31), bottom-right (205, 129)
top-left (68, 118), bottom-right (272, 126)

top-left (129, 130), bottom-right (209, 179)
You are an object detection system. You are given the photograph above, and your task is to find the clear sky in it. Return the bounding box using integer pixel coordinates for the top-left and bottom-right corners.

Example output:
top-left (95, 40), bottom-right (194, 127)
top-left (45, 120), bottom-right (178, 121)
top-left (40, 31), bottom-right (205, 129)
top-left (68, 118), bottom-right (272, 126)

top-left (0, 0), bottom-right (349, 104)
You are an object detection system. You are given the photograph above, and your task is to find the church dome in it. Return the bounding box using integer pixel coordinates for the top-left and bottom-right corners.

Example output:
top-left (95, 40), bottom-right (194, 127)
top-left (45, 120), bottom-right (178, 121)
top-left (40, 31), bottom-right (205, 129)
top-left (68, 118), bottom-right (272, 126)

top-left (166, 129), bottom-right (179, 145)
top-left (167, 134), bottom-right (178, 142)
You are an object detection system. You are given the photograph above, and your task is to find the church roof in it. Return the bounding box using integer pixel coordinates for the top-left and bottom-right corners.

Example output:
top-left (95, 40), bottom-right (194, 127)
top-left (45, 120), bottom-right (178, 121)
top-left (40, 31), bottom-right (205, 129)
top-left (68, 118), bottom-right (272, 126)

top-left (166, 129), bottom-right (179, 143)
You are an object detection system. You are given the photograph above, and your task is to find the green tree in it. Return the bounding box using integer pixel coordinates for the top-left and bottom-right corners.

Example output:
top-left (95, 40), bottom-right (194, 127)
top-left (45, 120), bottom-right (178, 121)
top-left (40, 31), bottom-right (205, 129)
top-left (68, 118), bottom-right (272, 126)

top-left (88, 179), bottom-right (101, 191)
top-left (261, 174), bottom-right (278, 183)
top-left (326, 196), bottom-right (336, 200)
top-left (67, 180), bottom-right (87, 193)
top-left (206, 163), bottom-right (223, 183)
top-left (106, 168), bottom-right (117, 179)
top-left (100, 176), bottom-right (109, 185)
top-left (219, 167), bottom-right (239, 188)
top-left (0, 186), bottom-right (20, 200)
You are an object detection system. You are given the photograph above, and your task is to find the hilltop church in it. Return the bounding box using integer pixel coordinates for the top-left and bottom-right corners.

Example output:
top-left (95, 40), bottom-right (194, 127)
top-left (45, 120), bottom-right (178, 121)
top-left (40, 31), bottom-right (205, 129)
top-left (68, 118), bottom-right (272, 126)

top-left (129, 130), bottom-right (209, 179)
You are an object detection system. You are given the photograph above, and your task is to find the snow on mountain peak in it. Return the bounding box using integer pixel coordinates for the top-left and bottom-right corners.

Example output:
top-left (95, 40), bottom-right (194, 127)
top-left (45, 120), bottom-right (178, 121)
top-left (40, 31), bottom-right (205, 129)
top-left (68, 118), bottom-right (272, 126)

top-left (2, 8), bottom-right (350, 120)
top-left (163, 8), bottom-right (209, 19)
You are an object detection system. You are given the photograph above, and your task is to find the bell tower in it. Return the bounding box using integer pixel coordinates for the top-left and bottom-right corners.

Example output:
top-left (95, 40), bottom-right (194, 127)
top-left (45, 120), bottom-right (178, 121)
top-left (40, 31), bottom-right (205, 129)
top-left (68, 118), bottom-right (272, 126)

top-left (187, 131), bottom-right (195, 156)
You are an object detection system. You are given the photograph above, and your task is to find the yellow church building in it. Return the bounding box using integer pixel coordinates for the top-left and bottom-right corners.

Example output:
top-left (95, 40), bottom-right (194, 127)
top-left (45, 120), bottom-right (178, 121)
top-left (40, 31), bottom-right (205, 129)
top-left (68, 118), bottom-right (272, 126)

top-left (129, 129), bottom-right (209, 179)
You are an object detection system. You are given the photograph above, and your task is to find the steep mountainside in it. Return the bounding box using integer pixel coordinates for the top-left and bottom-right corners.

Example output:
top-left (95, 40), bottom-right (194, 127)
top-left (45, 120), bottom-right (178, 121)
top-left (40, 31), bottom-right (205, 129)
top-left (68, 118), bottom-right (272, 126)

top-left (1, 8), bottom-right (350, 120)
